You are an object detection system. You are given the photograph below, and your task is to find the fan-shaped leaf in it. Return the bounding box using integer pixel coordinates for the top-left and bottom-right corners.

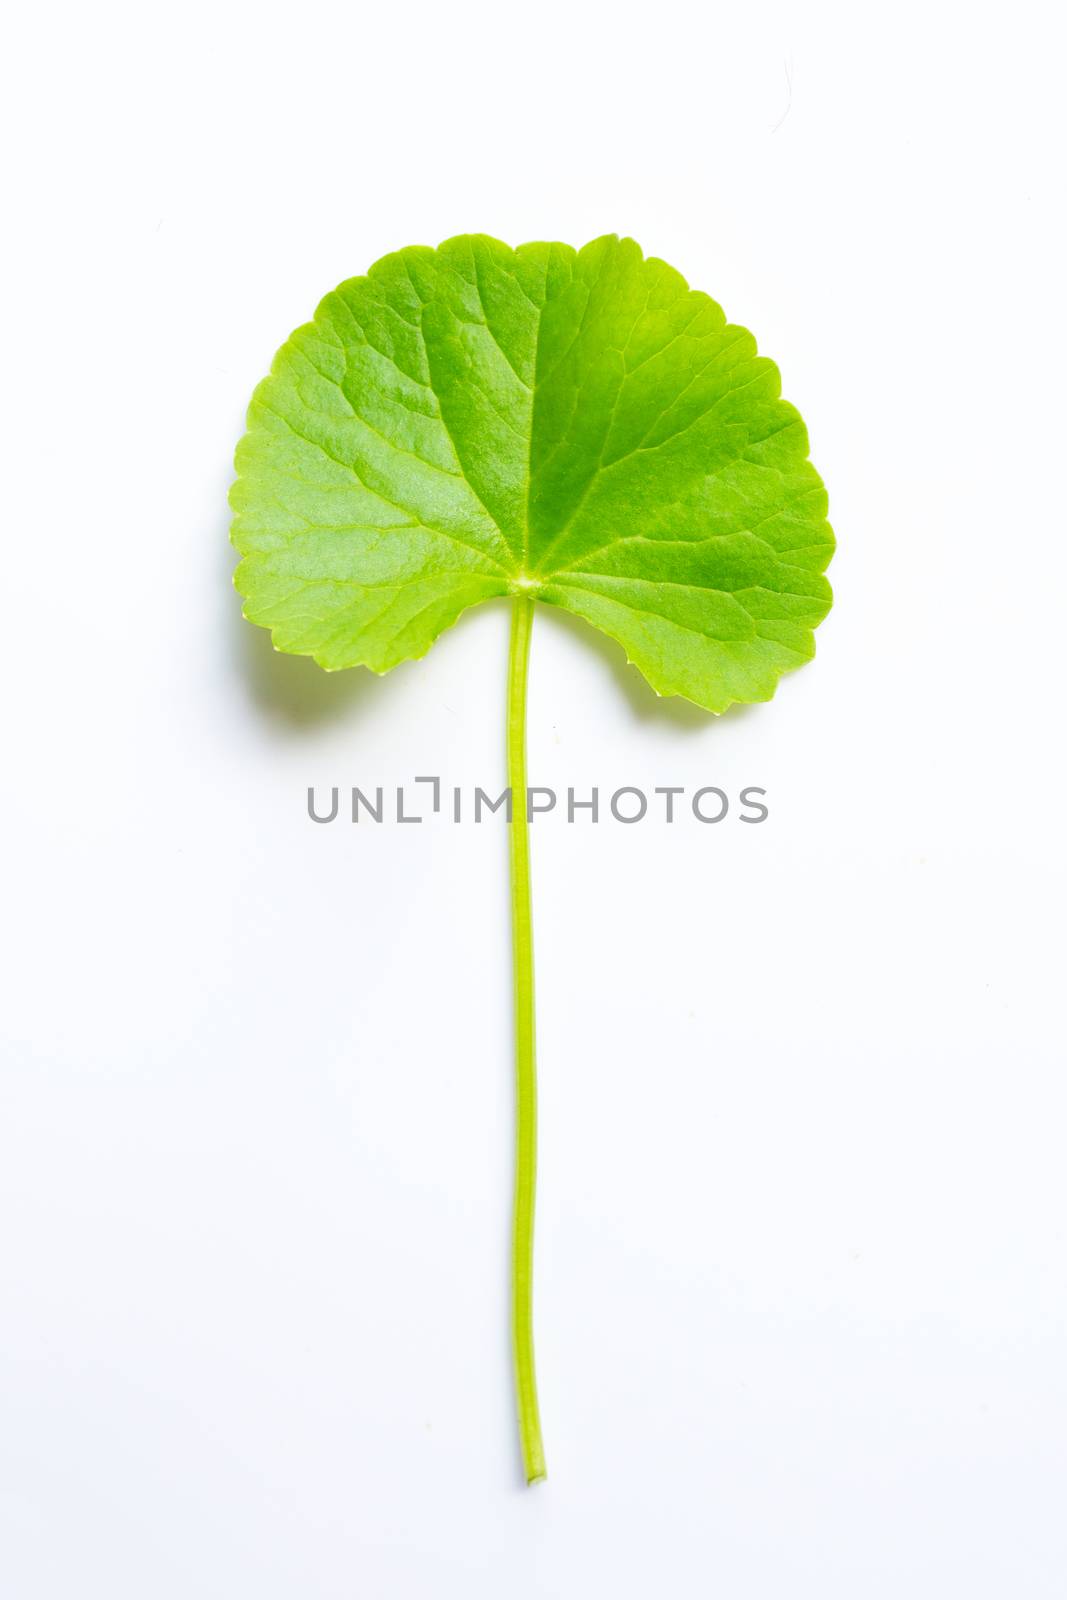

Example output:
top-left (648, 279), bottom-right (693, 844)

top-left (231, 235), bottom-right (833, 711)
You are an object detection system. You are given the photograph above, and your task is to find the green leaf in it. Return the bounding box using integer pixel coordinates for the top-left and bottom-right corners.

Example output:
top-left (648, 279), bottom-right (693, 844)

top-left (231, 235), bottom-right (834, 712)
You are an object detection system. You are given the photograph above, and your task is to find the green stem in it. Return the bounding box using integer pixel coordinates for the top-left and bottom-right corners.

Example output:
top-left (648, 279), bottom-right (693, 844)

top-left (507, 594), bottom-right (545, 1484)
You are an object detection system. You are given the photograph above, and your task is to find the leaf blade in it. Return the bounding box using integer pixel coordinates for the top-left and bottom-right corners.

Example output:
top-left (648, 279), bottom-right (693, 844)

top-left (232, 234), bottom-right (833, 703)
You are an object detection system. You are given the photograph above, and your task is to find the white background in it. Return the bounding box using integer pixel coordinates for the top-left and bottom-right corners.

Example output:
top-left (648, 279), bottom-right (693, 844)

top-left (2, 2), bottom-right (1065, 1594)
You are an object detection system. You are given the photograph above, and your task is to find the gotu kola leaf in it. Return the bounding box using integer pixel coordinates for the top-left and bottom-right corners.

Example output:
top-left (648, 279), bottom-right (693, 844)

top-left (231, 234), bottom-right (833, 712)
top-left (230, 235), bottom-right (834, 1485)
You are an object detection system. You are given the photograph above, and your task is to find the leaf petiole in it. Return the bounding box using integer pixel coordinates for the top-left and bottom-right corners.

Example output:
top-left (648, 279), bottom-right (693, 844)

top-left (507, 594), bottom-right (545, 1484)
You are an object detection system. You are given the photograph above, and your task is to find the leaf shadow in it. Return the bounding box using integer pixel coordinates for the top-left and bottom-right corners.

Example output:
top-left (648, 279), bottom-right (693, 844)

top-left (536, 604), bottom-right (762, 732)
top-left (220, 518), bottom-right (397, 732)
